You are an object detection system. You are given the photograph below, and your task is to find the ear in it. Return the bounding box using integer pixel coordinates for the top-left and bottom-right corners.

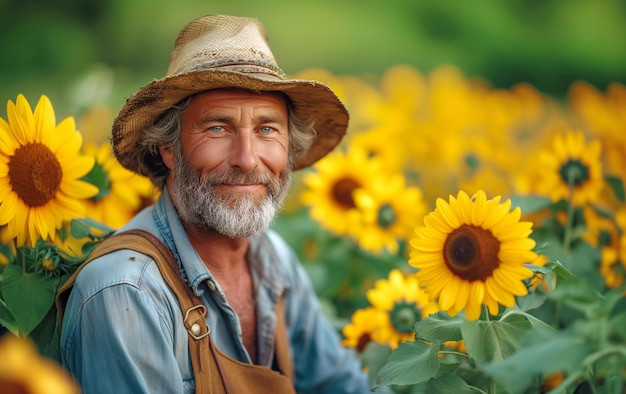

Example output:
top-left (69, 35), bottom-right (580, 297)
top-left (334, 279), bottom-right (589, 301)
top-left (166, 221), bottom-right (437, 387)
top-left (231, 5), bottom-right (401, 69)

top-left (159, 145), bottom-right (175, 170)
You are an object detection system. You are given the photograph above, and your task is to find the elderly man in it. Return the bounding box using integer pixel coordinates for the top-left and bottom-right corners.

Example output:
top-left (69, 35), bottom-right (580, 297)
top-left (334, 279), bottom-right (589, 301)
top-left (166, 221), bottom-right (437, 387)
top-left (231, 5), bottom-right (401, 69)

top-left (60, 14), bottom-right (371, 394)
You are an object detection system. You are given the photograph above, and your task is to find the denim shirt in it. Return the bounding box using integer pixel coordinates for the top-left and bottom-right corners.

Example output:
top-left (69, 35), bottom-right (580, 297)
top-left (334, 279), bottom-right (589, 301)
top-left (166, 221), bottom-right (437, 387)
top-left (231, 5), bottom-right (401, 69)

top-left (61, 188), bottom-right (370, 394)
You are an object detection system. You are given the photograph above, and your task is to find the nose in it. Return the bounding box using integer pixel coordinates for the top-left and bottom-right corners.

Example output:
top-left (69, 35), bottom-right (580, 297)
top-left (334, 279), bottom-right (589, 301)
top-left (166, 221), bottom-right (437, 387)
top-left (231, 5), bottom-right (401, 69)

top-left (228, 131), bottom-right (259, 173)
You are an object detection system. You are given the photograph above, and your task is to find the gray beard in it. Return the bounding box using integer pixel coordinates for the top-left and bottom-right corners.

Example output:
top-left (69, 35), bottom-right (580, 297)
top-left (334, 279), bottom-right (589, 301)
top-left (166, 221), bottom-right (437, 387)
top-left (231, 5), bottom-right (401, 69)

top-left (171, 154), bottom-right (291, 239)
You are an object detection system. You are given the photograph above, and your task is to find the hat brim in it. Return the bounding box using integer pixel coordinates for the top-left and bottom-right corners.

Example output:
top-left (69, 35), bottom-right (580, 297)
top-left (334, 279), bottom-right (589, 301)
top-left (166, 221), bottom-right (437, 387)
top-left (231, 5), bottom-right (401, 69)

top-left (112, 69), bottom-right (349, 175)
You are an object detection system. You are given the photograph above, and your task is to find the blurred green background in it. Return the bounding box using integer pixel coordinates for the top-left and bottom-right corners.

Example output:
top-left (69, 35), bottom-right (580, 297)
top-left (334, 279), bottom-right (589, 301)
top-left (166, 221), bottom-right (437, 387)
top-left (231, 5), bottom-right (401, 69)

top-left (1, 0), bottom-right (625, 119)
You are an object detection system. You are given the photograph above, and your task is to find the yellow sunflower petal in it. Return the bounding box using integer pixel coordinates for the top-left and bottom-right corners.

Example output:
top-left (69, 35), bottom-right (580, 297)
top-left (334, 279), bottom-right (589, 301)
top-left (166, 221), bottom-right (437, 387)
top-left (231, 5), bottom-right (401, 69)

top-left (33, 95), bottom-right (56, 143)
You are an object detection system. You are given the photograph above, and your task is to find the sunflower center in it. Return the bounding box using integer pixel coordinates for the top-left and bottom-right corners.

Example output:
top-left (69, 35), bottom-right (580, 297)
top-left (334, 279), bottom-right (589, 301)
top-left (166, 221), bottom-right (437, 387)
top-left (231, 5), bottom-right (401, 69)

top-left (8, 143), bottom-right (62, 207)
top-left (443, 224), bottom-right (500, 281)
top-left (559, 159), bottom-right (589, 187)
top-left (357, 333), bottom-right (371, 352)
top-left (331, 178), bottom-right (360, 209)
top-left (377, 204), bottom-right (396, 228)
top-left (389, 301), bottom-right (420, 333)
top-left (0, 380), bottom-right (30, 394)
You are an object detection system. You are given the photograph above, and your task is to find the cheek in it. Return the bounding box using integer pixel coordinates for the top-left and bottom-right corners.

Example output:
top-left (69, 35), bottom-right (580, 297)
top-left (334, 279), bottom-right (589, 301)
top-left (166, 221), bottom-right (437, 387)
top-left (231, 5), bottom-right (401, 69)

top-left (263, 138), bottom-right (289, 173)
top-left (181, 136), bottom-right (226, 170)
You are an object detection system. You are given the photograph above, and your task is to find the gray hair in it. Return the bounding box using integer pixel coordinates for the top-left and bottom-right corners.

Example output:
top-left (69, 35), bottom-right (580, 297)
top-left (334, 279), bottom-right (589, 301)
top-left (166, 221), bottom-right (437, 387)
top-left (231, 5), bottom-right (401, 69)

top-left (139, 93), bottom-right (316, 189)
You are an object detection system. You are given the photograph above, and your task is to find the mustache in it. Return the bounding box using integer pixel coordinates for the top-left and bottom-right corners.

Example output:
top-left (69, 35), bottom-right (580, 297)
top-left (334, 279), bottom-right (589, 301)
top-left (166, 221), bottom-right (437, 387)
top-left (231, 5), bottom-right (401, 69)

top-left (203, 169), bottom-right (277, 187)
top-left (198, 169), bottom-right (284, 198)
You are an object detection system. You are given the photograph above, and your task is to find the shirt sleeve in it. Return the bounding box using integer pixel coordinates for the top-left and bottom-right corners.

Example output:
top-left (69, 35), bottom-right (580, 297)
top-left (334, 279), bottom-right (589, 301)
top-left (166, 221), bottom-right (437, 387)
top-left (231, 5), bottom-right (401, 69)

top-left (275, 236), bottom-right (372, 393)
top-left (60, 254), bottom-right (191, 394)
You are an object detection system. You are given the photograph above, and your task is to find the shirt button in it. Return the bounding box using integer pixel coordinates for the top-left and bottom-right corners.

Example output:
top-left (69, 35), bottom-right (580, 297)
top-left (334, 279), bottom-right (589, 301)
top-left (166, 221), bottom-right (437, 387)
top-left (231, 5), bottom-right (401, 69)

top-left (207, 279), bottom-right (217, 291)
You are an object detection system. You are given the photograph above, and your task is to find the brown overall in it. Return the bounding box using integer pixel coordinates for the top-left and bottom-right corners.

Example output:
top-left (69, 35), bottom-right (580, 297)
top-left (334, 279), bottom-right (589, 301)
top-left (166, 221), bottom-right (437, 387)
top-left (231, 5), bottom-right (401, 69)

top-left (56, 230), bottom-right (296, 394)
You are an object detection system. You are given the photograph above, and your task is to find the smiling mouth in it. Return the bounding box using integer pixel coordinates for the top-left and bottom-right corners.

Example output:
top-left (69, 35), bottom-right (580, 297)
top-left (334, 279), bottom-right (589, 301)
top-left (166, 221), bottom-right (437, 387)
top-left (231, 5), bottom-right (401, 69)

top-left (217, 183), bottom-right (265, 192)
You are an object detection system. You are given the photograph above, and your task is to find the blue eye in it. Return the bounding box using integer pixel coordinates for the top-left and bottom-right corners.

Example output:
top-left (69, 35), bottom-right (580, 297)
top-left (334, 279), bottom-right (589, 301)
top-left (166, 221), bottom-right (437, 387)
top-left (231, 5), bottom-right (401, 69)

top-left (209, 126), bottom-right (224, 133)
top-left (259, 126), bottom-right (273, 133)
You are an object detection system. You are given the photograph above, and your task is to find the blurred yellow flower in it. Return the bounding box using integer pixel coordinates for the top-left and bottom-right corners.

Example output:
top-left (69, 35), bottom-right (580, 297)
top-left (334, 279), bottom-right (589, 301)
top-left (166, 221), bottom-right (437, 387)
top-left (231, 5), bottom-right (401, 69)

top-left (0, 334), bottom-right (80, 394)
top-left (300, 146), bottom-right (385, 236)
top-left (0, 95), bottom-right (98, 247)
top-left (599, 246), bottom-right (623, 289)
top-left (82, 142), bottom-right (156, 229)
top-left (535, 130), bottom-right (604, 206)
top-left (347, 127), bottom-right (405, 174)
top-left (52, 220), bottom-right (111, 260)
top-left (569, 82), bottom-right (626, 180)
top-left (409, 190), bottom-right (537, 320)
top-left (341, 307), bottom-right (387, 352)
top-left (366, 269), bottom-right (439, 349)
top-left (352, 173), bottom-right (427, 255)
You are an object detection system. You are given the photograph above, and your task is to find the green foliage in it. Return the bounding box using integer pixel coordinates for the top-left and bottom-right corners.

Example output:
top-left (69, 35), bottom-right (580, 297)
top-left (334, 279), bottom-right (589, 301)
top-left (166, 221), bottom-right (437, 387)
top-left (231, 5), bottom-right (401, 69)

top-left (462, 312), bottom-right (534, 366)
top-left (0, 218), bottom-right (113, 358)
top-left (81, 160), bottom-right (111, 201)
top-left (374, 340), bottom-right (441, 388)
top-left (1, 263), bottom-right (60, 335)
top-left (483, 327), bottom-right (592, 393)
top-left (605, 175), bottom-right (626, 203)
top-left (414, 312), bottom-right (462, 342)
top-left (510, 195), bottom-right (553, 215)
top-left (365, 273), bottom-right (626, 393)
top-left (354, 188), bottom-right (626, 393)
top-left (274, 208), bottom-right (405, 317)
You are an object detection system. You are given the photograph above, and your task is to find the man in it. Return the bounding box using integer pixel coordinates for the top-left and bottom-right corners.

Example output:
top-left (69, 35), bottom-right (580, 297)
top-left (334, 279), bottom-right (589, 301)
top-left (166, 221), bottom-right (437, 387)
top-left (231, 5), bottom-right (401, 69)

top-left (60, 14), bottom-right (371, 394)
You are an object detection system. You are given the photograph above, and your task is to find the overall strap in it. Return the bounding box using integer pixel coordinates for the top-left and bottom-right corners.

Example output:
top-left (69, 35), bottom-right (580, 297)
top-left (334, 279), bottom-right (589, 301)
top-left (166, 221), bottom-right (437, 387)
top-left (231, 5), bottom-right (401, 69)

top-left (274, 294), bottom-right (294, 382)
top-left (56, 230), bottom-right (221, 392)
top-left (118, 230), bottom-right (219, 392)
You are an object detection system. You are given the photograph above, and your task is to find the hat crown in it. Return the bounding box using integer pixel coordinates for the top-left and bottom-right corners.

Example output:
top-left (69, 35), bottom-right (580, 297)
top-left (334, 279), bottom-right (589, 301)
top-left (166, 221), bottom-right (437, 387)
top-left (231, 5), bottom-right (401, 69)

top-left (167, 15), bottom-right (285, 79)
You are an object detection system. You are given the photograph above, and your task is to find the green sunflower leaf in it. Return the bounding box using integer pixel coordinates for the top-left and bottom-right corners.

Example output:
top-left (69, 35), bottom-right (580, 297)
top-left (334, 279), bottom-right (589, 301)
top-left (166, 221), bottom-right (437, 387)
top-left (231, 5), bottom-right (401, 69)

top-left (81, 160), bottom-right (110, 200)
top-left (362, 342), bottom-right (393, 388)
top-left (509, 195), bottom-right (552, 215)
top-left (374, 340), bottom-right (441, 388)
top-left (482, 326), bottom-right (592, 393)
top-left (605, 175), bottom-right (625, 203)
top-left (461, 312), bottom-right (533, 366)
top-left (545, 259), bottom-right (576, 280)
top-left (548, 276), bottom-right (603, 318)
top-left (0, 265), bottom-right (60, 335)
top-left (0, 298), bottom-right (19, 335)
top-left (29, 305), bottom-right (62, 361)
top-left (414, 312), bottom-right (462, 342)
top-left (412, 372), bottom-right (476, 394)
top-left (69, 218), bottom-right (114, 240)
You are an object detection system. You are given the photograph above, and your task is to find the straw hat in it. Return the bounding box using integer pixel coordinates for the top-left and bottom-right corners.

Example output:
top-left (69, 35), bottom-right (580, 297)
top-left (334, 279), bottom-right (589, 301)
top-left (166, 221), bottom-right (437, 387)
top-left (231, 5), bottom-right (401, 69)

top-left (112, 14), bottom-right (349, 176)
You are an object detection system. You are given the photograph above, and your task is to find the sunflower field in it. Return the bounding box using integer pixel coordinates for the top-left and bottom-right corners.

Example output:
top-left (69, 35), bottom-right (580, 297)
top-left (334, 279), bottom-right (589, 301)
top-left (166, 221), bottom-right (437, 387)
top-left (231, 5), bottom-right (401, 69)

top-left (1, 63), bottom-right (624, 393)
top-left (1, 1), bottom-right (626, 393)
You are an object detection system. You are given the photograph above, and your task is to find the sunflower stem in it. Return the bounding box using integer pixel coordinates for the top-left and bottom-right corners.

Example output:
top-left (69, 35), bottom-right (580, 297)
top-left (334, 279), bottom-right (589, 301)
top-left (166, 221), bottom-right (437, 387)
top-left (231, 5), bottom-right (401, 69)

top-left (563, 170), bottom-right (577, 252)
top-left (488, 380), bottom-right (497, 394)
top-left (438, 350), bottom-right (470, 359)
top-left (480, 305), bottom-right (490, 321)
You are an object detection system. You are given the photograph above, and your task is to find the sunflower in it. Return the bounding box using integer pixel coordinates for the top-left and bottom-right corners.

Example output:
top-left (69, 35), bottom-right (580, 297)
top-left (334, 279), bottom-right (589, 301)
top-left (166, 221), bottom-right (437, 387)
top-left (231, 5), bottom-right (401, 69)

top-left (366, 269), bottom-right (439, 349)
top-left (535, 130), bottom-right (604, 206)
top-left (0, 334), bottom-right (80, 394)
top-left (300, 146), bottom-right (385, 236)
top-left (599, 246), bottom-right (624, 289)
top-left (409, 190), bottom-right (537, 321)
top-left (82, 142), bottom-right (156, 229)
top-left (348, 127), bottom-right (405, 174)
top-left (0, 95), bottom-right (98, 247)
top-left (352, 173), bottom-right (427, 255)
top-left (341, 307), bottom-right (387, 352)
